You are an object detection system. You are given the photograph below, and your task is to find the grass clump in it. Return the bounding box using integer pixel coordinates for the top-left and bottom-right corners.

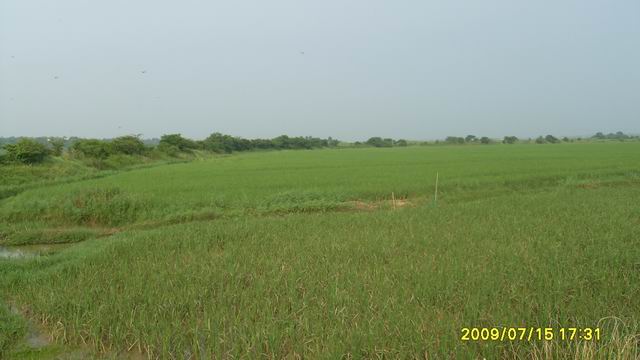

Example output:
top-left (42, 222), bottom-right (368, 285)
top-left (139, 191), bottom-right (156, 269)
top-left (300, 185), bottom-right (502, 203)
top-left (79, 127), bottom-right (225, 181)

top-left (0, 303), bottom-right (26, 357)
top-left (0, 187), bottom-right (146, 227)
top-left (58, 187), bottom-right (145, 226)
top-left (1, 227), bottom-right (105, 246)
top-left (259, 190), bottom-right (347, 213)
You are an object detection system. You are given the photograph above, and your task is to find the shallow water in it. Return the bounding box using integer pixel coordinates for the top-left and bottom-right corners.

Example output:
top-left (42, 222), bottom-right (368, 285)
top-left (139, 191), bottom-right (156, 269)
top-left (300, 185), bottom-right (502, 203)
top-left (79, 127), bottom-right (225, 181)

top-left (0, 246), bottom-right (30, 259)
top-left (0, 244), bottom-right (72, 259)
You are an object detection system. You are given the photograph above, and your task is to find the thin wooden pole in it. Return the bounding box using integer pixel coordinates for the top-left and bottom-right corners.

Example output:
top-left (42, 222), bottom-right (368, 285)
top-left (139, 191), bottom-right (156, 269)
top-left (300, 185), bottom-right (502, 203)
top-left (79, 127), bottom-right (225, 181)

top-left (434, 172), bottom-right (439, 206)
top-left (392, 192), bottom-right (397, 209)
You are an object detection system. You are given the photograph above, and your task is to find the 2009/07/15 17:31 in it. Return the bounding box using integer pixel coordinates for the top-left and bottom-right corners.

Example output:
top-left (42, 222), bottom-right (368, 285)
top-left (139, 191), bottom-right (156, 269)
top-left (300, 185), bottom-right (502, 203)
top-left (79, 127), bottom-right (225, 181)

top-left (461, 327), bottom-right (601, 342)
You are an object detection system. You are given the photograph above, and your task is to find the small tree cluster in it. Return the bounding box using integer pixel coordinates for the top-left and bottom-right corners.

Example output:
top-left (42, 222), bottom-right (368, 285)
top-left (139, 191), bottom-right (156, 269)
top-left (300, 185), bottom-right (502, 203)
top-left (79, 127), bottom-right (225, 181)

top-left (437, 136), bottom-right (492, 144)
top-left (365, 137), bottom-right (393, 147)
top-left (445, 136), bottom-right (465, 144)
top-left (534, 135), bottom-right (560, 144)
top-left (199, 134), bottom-right (339, 153)
top-left (363, 137), bottom-right (408, 148)
top-left (72, 136), bottom-right (147, 159)
top-left (592, 131), bottom-right (633, 140)
top-left (2, 138), bottom-right (49, 164)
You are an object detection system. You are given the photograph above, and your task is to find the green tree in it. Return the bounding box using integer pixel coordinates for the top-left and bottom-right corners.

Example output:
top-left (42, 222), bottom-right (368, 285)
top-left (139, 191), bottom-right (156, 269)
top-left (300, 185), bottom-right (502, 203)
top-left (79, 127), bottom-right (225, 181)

top-left (112, 135), bottom-right (146, 155)
top-left (3, 138), bottom-right (49, 164)
top-left (203, 133), bottom-right (251, 153)
top-left (49, 138), bottom-right (65, 156)
top-left (545, 135), bottom-right (559, 143)
top-left (159, 134), bottom-right (199, 152)
top-left (465, 135), bottom-right (477, 143)
top-left (502, 136), bottom-right (518, 144)
top-left (72, 139), bottom-right (113, 159)
top-left (480, 137), bottom-right (491, 144)
top-left (366, 137), bottom-right (393, 147)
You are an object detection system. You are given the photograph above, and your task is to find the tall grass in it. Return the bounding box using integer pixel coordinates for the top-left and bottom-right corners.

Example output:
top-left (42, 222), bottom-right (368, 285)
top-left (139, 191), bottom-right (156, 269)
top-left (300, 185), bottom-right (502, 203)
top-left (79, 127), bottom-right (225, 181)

top-left (2, 143), bottom-right (640, 229)
top-left (1, 142), bottom-right (639, 358)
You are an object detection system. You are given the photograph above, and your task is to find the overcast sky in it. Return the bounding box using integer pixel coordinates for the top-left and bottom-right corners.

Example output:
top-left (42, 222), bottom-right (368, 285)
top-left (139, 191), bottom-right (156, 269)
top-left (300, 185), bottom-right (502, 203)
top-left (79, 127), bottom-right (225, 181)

top-left (1, 1), bottom-right (638, 140)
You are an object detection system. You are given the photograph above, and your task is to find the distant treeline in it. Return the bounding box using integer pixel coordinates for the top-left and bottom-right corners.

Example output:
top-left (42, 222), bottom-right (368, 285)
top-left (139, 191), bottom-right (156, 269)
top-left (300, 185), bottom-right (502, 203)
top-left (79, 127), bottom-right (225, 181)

top-left (0, 133), bottom-right (340, 165)
top-left (359, 131), bottom-right (638, 148)
top-left (0, 131), bottom-right (637, 165)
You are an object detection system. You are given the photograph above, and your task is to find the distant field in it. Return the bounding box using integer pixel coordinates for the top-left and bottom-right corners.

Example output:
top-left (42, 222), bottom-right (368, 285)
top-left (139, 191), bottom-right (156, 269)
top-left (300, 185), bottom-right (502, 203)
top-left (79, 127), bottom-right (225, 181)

top-left (1, 143), bottom-right (639, 358)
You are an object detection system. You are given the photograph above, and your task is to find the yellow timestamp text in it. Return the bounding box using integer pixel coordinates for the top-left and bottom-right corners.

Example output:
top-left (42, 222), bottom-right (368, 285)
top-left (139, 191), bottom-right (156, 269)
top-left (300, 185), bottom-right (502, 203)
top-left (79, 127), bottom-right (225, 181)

top-left (461, 327), bottom-right (601, 342)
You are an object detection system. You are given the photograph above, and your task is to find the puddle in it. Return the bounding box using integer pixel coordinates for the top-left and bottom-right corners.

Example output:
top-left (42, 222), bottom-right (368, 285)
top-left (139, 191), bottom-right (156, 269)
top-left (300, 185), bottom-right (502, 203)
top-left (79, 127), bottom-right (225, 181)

top-left (0, 246), bottom-right (31, 259)
top-left (0, 244), bottom-right (72, 259)
top-left (9, 304), bottom-right (52, 351)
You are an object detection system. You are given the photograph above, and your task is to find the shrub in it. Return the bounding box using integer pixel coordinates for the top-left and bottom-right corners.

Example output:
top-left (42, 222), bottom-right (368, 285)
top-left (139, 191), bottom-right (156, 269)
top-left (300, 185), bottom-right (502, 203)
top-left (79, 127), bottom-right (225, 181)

top-left (545, 135), bottom-right (559, 144)
top-left (72, 139), bottom-right (113, 159)
top-left (445, 136), bottom-right (465, 144)
top-left (159, 134), bottom-right (199, 152)
top-left (112, 136), bottom-right (146, 155)
top-left (2, 138), bottom-right (49, 164)
top-left (157, 143), bottom-right (181, 156)
top-left (49, 138), bottom-right (65, 156)
top-left (61, 187), bottom-right (144, 226)
top-left (366, 137), bottom-right (393, 147)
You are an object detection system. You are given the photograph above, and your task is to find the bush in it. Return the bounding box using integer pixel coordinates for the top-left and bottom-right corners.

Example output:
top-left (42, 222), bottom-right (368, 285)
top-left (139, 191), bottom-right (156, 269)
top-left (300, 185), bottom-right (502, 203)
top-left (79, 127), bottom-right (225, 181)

top-left (159, 134), bottom-right (199, 152)
top-left (2, 138), bottom-right (49, 164)
top-left (203, 133), bottom-right (249, 153)
top-left (49, 138), bottom-right (65, 156)
top-left (157, 143), bottom-right (181, 156)
top-left (366, 137), bottom-right (393, 147)
top-left (112, 136), bottom-right (146, 155)
top-left (445, 136), bottom-right (465, 144)
top-left (545, 135), bottom-right (559, 144)
top-left (102, 154), bottom-right (143, 169)
top-left (72, 139), bottom-right (113, 159)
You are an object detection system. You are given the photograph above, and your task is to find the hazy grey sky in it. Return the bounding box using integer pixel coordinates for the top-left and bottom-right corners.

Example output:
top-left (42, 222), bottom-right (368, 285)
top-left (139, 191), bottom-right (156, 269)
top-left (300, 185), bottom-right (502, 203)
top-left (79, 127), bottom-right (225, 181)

top-left (1, 1), bottom-right (638, 140)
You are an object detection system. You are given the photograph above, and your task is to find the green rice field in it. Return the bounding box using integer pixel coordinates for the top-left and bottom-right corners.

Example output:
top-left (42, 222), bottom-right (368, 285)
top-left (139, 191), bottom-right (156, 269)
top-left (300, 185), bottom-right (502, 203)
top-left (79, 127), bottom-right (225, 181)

top-left (1, 142), bottom-right (639, 358)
